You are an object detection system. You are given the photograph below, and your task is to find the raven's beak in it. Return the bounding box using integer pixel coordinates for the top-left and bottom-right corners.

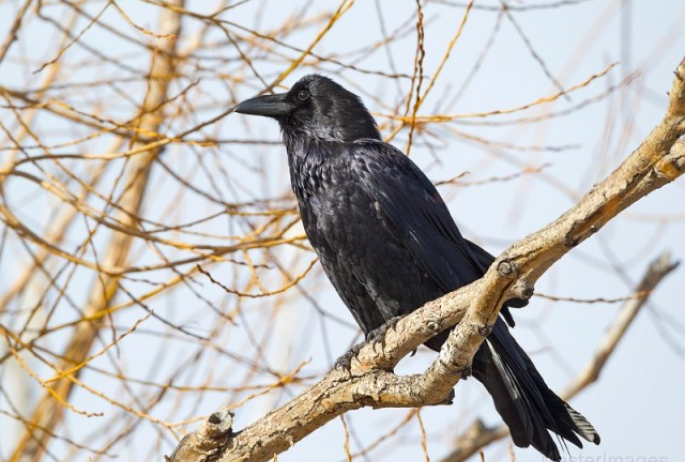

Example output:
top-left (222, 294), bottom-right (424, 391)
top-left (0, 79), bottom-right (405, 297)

top-left (233, 93), bottom-right (294, 117)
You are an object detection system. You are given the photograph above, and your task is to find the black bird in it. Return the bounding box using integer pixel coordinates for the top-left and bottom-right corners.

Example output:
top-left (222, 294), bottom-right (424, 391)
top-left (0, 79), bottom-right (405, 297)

top-left (234, 75), bottom-right (600, 460)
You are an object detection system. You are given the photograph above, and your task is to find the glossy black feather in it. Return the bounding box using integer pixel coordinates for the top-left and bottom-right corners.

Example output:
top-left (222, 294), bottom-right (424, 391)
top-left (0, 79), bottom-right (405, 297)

top-left (235, 74), bottom-right (600, 460)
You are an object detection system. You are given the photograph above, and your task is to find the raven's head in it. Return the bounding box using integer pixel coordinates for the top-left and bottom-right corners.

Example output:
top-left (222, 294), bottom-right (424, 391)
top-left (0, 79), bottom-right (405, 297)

top-left (234, 75), bottom-right (381, 142)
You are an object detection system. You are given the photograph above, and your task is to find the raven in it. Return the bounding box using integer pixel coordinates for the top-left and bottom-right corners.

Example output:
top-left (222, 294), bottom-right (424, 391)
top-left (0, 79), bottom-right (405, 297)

top-left (234, 75), bottom-right (600, 460)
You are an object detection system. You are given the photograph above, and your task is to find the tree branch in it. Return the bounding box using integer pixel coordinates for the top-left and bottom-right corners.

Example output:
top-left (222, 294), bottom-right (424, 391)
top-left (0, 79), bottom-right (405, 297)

top-left (169, 56), bottom-right (685, 462)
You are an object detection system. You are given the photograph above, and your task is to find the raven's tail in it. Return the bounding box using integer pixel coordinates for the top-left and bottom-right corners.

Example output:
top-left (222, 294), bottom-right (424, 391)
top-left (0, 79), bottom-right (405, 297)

top-left (472, 319), bottom-right (600, 461)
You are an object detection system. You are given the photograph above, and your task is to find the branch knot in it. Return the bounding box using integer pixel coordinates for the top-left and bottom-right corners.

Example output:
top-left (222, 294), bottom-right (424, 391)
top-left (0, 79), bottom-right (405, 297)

top-left (497, 260), bottom-right (517, 278)
top-left (167, 407), bottom-right (234, 462)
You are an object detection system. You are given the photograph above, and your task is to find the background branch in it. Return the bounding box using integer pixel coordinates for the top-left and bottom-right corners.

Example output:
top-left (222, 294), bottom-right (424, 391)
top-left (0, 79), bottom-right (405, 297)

top-left (6, 3), bottom-right (185, 461)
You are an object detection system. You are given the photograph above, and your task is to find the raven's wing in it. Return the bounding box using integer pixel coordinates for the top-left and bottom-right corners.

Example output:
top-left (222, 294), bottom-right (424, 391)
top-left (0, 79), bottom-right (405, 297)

top-left (351, 140), bottom-right (524, 322)
top-left (352, 140), bottom-right (484, 292)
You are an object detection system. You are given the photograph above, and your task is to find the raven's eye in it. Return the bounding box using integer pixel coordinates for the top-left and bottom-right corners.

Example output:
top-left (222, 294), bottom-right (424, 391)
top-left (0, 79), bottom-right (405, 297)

top-left (297, 90), bottom-right (310, 101)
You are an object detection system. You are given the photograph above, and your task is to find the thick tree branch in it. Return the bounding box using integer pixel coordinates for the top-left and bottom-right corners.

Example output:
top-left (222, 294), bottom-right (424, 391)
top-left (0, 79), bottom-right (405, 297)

top-left (169, 57), bottom-right (685, 462)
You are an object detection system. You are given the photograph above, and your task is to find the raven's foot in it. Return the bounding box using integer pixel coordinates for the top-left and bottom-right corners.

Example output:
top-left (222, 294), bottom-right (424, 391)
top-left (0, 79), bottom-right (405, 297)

top-left (334, 316), bottom-right (405, 373)
top-left (366, 315), bottom-right (404, 347)
top-left (334, 342), bottom-right (364, 372)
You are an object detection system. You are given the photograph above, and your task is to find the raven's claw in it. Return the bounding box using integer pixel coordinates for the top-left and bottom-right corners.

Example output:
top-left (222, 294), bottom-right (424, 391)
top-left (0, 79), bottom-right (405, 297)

top-left (334, 343), bottom-right (364, 372)
top-left (366, 315), bottom-right (403, 347)
top-left (334, 316), bottom-right (404, 372)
